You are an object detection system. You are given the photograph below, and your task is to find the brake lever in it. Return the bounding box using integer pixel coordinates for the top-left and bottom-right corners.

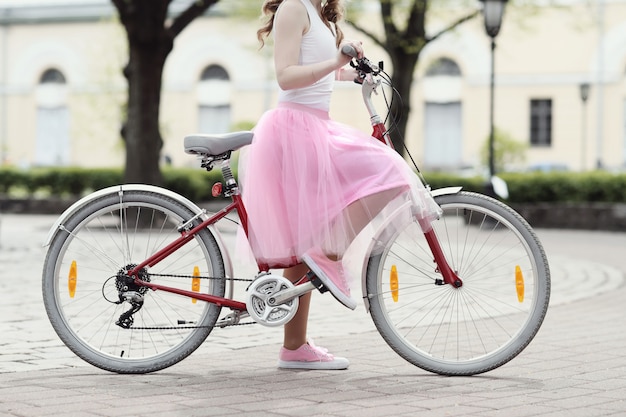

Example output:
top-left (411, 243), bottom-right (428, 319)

top-left (350, 57), bottom-right (379, 75)
top-left (343, 45), bottom-right (381, 83)
top-left (354, 73), bottom-right (365, 85)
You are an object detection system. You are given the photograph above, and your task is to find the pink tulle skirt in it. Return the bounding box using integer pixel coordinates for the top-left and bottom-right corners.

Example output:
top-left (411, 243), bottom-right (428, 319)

top-left (238, 102), bottom-right (440, 268)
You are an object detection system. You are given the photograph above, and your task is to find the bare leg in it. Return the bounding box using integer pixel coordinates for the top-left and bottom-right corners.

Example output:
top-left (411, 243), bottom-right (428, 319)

top-left (282, 263), bottom-right (310, 350)
top-left (337, 187), bottom-right (405, 248)
top-left (281, 188), bottom-right (405, 349)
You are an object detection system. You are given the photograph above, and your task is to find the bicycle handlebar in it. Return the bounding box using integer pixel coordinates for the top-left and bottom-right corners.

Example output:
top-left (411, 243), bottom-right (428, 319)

top-left (341, 44), bottom-right (358, 58)
top-left (340, 45), bottom-right (393, 146)
top-left (341, 44), bottom-right (382, 78)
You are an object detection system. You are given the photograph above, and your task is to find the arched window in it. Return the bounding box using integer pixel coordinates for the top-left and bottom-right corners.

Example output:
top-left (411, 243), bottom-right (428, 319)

top-left (39, 68), bottom-right (67, 84)
top-left (201, 65), bottom-right (229, 81)
top-left (425, 58), bottom-right (462, 77)
top-left (35, 67), bottom-right (70, 166)
top-left (197, 64), bottom-right (231, 134)
top-left (422, 57), bottom-right (463, 171)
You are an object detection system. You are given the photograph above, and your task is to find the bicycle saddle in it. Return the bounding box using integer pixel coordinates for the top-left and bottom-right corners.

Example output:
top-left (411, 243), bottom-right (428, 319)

top-left (184, 131), bottom-right (254, 156)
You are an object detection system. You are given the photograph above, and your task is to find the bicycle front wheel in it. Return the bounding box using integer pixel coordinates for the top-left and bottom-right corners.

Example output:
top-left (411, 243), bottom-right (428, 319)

top-left (366, 191), bottom-right (550, 376)
top-left (42, 190), bottom-right (226, 374)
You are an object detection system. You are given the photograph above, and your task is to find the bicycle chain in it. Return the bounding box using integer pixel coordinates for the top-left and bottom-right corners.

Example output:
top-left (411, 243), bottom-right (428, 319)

top-left (129, 322), bottom-right (257, 330)
top-left (127, 272), bottom-right (257, 330)
top-left (148, 272), bottom-right (254, 282)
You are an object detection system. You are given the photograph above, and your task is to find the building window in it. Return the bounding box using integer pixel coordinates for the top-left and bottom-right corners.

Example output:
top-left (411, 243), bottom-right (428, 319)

top-left (40, 68), bottom-right (66, 84)
top-left (201, 65), bottom-right (229, 81)
top-left (425, 58), bottom-right (462, 77)
top-left (422, 57), bottom-right (464, 170)
top-left (35, 67), bottom-right (70, 166)
top-left (198, 64), bottom-right (231, 134)
top-left (530, 99), bottom-right (552, 146)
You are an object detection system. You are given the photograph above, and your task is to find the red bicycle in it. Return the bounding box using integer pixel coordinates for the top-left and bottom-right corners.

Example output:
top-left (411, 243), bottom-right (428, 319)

top-left (42, 49), bottom-right (550, 376)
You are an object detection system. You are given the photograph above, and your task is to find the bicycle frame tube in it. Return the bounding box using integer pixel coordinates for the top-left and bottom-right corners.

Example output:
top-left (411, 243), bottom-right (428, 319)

top-left (135, 280), bottom-right (247, 311)
top-left (371, 122), bottom-right (393, 148)
top-left (130, 200), bottom-right (239, 273)
top-left (127, 196), bottom-right (251, 311)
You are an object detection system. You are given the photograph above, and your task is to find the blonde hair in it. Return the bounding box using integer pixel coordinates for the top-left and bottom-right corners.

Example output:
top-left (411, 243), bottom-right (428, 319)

top-left (257, 0), bottom-right (345, 48)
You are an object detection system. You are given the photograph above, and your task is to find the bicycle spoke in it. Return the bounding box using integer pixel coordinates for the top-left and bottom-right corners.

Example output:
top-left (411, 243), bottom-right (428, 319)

top-left (43, 191), bottom-right (226, 373)
top-left (366, 192), bottom-right (550, 375)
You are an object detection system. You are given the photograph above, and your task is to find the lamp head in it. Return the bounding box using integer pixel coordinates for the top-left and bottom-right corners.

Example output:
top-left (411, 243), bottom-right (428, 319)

top-left (480, 0), bottom-right (509, 38)
top-left (580, 83), bottom-right (591, 102)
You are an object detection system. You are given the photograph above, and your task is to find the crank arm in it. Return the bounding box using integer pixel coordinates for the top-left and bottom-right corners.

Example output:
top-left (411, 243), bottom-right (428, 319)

top-left (267, 282), bottom-right (316, 306)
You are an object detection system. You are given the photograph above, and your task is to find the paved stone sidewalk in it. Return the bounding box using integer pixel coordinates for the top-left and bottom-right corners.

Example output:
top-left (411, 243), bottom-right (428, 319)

top-left (0, 286), bottom-right (625, 417)
top-left (0, 215), bottom-right (625, 416)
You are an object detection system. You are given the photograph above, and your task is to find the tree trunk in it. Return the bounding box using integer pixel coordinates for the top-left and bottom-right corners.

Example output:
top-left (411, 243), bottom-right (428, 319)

top-left (388, 51), bottom-right (420, 156)
top-left (122, 37), bottom-right (171, 186)
top-left (112, 1), bottom-right (173, 186)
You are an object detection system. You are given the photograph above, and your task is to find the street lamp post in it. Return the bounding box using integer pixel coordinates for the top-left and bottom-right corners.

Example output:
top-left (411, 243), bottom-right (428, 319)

top-left (579, 82), bottom-right (590, 171)
top-left (480, 0), bottom-right (508, 182)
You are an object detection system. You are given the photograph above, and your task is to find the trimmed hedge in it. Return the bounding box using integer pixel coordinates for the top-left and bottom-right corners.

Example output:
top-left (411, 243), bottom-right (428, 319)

top-left (0, 167), bottom-right (224, 202)
top-left (413, 171), bottom-right (626, 204)
top-left (2, 167), bottom-right (626, 204)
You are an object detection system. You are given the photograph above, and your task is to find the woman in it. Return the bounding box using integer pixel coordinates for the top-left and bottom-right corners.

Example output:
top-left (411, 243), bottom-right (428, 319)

top-left (239, 0), bottom-right (440, 370)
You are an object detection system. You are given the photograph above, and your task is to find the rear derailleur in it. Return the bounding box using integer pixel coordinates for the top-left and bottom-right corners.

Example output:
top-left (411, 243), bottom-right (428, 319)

top-left (112, 264), bottom-right (150, 329)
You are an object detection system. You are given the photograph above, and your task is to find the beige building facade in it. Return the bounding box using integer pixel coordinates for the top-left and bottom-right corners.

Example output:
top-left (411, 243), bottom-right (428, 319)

top-left (0, 0), bottom-right (625, 173)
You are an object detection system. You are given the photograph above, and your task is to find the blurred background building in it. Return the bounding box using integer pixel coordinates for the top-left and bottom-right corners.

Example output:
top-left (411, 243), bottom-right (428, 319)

top-left (0, 0), bottom-right (624, 174)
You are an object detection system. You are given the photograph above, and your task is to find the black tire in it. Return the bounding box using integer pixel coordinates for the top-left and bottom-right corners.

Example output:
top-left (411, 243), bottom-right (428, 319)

top-left (42, 191), bottom-right (226, 374)
top-left (366, 191), bottom-right (550, 376)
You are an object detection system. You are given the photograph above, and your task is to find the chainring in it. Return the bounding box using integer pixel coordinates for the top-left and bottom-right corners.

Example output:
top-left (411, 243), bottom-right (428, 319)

top-left (246, 274), bottom-right (299, 327)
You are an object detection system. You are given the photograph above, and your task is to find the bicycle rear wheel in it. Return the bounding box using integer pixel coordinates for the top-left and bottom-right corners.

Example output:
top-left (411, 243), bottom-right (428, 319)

top-left (366, 191), bottom-right (550, 376)
top-left (42, 190), bottom-right (226, 374)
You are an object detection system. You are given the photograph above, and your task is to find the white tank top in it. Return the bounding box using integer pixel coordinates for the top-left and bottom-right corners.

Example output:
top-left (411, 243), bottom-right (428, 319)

top-left (277, 0), bottom-right (337, 111)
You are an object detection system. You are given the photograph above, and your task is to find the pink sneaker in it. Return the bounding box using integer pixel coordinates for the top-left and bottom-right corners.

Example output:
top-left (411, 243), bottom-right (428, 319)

top-left (278, 341), bottom-right (349, 370)
top-left (302, 248), bottom-right (357, 310)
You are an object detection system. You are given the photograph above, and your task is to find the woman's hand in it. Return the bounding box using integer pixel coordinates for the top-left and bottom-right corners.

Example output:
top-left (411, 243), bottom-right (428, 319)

top-left (335, 40), bottom-right (363, 82)
top-left (337, 39), bottom-right (364, 66)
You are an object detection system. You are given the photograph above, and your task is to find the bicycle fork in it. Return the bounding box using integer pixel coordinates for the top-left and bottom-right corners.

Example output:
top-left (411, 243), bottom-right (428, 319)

top-left (419, 219), bottom-right (463, 288)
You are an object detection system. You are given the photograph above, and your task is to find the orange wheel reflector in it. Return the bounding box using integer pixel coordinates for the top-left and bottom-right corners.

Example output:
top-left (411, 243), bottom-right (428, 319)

top-left (515, 265), bottom-right (525, 303)
top-left (192, 266), bottom-right (201, 304)
top-left (390, 265), bottom-right (399, 302)
top-left (68, 260), bottom-right (77, 298)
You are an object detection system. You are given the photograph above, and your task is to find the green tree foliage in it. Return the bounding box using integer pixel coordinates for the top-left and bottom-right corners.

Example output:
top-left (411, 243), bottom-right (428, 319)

top-left (480, 127), bottom-right (528, 173)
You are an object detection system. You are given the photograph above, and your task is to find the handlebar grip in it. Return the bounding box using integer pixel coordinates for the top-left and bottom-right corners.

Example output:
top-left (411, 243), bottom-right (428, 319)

top-left (341, 44), bottom-right (357, 58)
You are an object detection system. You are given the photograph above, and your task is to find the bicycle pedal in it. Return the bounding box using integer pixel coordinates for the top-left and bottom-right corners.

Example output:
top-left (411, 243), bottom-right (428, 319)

top-left (306, 270), bottom-right (329, 294)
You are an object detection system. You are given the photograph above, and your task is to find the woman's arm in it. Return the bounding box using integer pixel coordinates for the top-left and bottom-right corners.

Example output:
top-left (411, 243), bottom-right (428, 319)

top-left (273, 0), bottom-right (361, 90)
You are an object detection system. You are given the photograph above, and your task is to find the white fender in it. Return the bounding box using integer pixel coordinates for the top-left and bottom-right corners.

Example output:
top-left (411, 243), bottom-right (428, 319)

top-left (430, 186), bottom-right (463, 198)
top-left (43, 184), bottom-right (234, 286)
top-left (360, 186), bottom-right (462, 312)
